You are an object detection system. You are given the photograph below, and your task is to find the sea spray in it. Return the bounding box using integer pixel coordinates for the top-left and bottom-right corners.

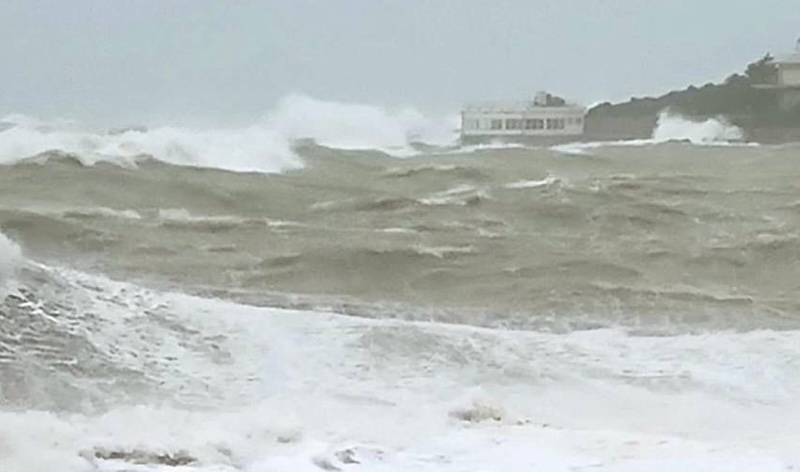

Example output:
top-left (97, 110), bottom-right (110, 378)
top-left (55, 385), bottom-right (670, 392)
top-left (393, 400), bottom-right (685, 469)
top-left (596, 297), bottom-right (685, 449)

top-left (0, 95), bottom-right (458, 173)
top-left (551, 110), bottom-right (748, 154)
top-left (0, 231), bottom-right (22, 292)
top-left (263, 94), bottom-right (458, 153)
top-left (0, 123), bottom-right (300, 173)
top-left (653, 110), bottom-right (744, 143)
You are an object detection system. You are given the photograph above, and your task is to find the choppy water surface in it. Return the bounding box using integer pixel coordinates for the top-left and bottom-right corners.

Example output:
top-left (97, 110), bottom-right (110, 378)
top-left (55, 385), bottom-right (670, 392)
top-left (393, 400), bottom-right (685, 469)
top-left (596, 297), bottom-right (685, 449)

top-left (2, 138), bottom-right (800, 471)
top-left (5, 143), bottom-right (800, 329)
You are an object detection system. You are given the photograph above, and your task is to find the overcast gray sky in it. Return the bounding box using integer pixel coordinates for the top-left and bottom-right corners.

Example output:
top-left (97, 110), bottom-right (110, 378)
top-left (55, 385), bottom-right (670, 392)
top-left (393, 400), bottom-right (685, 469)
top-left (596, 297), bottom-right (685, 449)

top-left (1, 0), bottom-right (798, 125)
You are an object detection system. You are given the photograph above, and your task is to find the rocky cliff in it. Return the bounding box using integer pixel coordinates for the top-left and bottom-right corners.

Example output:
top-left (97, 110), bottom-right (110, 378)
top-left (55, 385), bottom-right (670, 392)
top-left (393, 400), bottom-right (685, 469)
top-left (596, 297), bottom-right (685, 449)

top-left (584, 55), bottom-right (800, 143)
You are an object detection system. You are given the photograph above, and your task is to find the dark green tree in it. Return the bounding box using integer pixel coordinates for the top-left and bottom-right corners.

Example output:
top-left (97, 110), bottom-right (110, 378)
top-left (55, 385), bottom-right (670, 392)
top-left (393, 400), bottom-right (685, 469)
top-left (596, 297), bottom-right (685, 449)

top-left (744, 54), bottom-right (777, 85)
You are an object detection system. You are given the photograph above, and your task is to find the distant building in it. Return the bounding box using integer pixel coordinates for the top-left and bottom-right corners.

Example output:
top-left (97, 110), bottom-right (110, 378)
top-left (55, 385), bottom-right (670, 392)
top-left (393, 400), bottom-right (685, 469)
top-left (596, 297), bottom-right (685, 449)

top-left (460, 91), bottom-right (586, 144)
top-left (775, 52), bottom-right (800, 87)
top-left (754, 41), bottom-right (800, 111)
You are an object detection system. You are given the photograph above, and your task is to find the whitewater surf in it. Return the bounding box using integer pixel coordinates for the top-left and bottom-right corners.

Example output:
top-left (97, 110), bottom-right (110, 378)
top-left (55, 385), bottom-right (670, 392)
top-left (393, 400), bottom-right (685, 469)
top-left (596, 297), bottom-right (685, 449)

top-left (2, 97), bottom-right (800, 471)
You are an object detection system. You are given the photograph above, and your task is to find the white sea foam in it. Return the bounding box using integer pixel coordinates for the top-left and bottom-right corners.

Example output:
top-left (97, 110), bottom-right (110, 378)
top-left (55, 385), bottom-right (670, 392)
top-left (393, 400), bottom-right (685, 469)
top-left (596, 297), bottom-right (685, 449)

top-left (3, 263), bottom-right (800, 471)
top-left (62, 207), bottom-right (143, 220)
top-left (0, 96), bottom-right (459, 173)
top-left (552, 110), bottom-right (752, 155)
top-left (503, 175), bottom-right (559, 189)
top-left (0, 231), bottom-right (22, 290)
top-left (0, 122), bottom-right (300, 173)
top-left (451, 141), bottom-right (531, 154)
top-left (419, 184), bottom-right (490, 206)
top-left (154, 208), bottom-right (299, 230)
top-left (413, 244), bottom-right (477, 258)
top-left (551, 139), bottom-right (648, 155)
top-left (383, 164), bottom-right (460, 177)
top-left (653, 110), bottom-right (745, 143)
top-left (156, 207), bottom-right (254, 226)
top-left (264, 94), bottom-right (459, 155)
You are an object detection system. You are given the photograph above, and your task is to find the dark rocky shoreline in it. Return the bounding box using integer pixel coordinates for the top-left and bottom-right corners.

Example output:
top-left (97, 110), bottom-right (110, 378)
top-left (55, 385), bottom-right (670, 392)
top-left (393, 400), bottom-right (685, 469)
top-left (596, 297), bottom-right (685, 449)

top-left (584, 55), bottom-right (800, 143)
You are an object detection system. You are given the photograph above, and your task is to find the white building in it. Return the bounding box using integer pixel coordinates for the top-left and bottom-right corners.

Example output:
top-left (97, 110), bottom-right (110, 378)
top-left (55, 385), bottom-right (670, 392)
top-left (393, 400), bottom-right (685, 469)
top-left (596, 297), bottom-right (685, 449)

top-left (460, 92), bottom-right (586, 144)
top-left (775, 48), bottom-right (800, 87)
top-left (754, 41), bottom-right (800, 111)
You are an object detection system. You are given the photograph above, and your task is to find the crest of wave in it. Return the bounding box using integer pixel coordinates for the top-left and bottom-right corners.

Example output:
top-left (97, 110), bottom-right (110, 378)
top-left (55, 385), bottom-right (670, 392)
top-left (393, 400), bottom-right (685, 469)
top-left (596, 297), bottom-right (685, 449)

top-left (653, 110), bottom-right (744, 144)
top-left (263, 94), bottom-right (458, 155)
top-left (0, 96), bottom-right (459, 173)
top-left (0, 232), bottom-right (22, 291)
top-left (0, 120), bottom-right (299, 173)
top-left (551, 108), bottom-right (751, 156)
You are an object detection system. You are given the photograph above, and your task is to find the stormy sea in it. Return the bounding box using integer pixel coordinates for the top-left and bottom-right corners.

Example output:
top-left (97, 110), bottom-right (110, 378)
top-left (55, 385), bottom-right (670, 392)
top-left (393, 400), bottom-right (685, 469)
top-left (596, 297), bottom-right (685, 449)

top-left (2, 96), bottom-right (800, 471)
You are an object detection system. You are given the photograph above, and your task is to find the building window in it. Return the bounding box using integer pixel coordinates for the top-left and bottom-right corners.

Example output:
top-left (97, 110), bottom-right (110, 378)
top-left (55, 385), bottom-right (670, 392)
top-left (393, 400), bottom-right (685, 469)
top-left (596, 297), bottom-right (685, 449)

top-left (491, 119), bottom-right (503, 130)
top-left (524, 119), bottom-right (544, 130)
top-left (546, 118), bottom-right (565, 130)
top-left (506, 118), bottom-right (525, 130)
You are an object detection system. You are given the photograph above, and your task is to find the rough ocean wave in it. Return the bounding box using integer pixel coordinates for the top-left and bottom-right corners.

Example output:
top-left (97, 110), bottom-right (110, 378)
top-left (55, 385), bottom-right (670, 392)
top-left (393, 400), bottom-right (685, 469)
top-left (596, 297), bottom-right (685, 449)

top-left (552, 111), bottom-right (750, 155)
top-left (2, 237), bottom-right (800, 471)
top-left (3, 141), bottom-right (798, 331)
top-left (0, 232), bottom-right (22, 294)
top-left (0, 95), bottom-right (460, 173)
top-left (1, 100), bottom-right (748, 175)
top-left (2, 104), bottom-right (800, 471)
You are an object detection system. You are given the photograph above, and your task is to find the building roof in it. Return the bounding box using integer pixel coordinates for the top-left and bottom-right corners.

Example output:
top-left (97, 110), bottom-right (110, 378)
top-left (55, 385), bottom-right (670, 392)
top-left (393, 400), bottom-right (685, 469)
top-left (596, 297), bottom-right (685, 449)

top-left (463, 100), bottom-right (585, 114)
top-left (776, 53), bottom-right (800, 65)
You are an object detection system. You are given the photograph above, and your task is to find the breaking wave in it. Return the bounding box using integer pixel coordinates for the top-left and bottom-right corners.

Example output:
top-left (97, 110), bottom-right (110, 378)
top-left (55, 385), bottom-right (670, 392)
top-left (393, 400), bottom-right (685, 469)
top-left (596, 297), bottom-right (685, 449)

top-left (652, 110), bottom-right (745, 143)
top-left (552, 110), bottom-right (749, 155)
top-left (4, 115), bottom-right (800, 470)
top-left (0, 120), bottom-right (300, 173)
top-left (2, 260), bottom-right (800, 471)
top-left (0, 231), bottom-right (22, 291)
top-left (264, 94), bottom-right (459, 154)
top-left (0, 95), bottom-right (459, 173)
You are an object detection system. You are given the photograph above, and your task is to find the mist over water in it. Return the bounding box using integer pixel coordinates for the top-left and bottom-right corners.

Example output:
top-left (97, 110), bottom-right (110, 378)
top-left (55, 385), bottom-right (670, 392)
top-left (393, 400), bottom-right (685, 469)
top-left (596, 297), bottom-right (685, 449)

top-left (2, 99), bottom-right (800, 471)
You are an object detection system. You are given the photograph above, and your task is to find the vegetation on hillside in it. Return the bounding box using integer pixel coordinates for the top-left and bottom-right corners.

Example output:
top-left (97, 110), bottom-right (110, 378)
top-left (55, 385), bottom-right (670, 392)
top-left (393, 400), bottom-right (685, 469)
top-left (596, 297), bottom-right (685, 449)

top-left (588, 55), bottom-right (800, 127)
